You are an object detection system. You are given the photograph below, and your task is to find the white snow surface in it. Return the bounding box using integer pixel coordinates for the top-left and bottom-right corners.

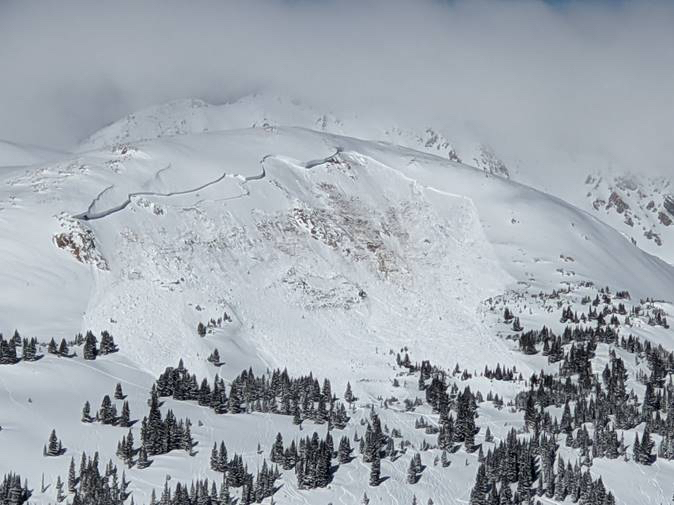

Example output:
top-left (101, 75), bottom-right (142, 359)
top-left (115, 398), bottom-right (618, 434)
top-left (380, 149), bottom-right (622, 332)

top-left (1, 99), bottom-right (674, 504)
top-left (8, 125), bottom-right (674, 375)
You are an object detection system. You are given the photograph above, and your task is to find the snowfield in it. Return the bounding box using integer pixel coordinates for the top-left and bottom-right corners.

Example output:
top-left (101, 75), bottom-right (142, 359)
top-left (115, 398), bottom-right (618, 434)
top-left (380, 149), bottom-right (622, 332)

top-left (0, 97), bottom-right (673, 505)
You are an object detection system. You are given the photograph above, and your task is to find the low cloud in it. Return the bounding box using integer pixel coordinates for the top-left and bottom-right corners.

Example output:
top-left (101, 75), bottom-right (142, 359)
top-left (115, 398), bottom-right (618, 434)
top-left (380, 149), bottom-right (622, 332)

top-left (1, 0), bottom-right (673, 174)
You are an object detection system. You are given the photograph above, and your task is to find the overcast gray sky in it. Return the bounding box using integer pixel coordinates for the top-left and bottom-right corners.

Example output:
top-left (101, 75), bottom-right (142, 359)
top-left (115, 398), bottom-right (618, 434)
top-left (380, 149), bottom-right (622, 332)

top-left (1, 0), bottom-right (673, 173)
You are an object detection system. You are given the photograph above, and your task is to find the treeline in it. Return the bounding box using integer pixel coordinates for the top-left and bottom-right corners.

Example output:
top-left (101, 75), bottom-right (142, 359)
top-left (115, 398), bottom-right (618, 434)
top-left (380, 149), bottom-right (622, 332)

top-left (0, 472), bottom-right (30, 504)
top-left (469, 428), bottom-right (616, 505)
top-left (154, 361), bottom-right (350, 428)
top-left (0, 331), bottom-right (40, 364)
top-left (0, 329), bottom-right (118, 365)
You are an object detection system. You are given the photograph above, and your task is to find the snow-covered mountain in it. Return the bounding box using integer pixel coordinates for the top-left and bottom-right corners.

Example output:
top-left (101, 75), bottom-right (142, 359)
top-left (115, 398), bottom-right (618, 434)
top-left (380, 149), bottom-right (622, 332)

top-left (581, 172), bottom-right (674, 263)
top-left (1, 97), bottom-right (674, 505)
top-left (79, 95), bottom-right (512, 178)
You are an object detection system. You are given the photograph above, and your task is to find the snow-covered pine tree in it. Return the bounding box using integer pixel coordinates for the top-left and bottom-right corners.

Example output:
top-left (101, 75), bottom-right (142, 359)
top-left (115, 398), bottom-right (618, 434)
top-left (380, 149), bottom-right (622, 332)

top-left (407, 456), bottom-right (418, 484)
top-left (68, 456), bottom-right (77, 493)
top-left (58, 338), bottom-right (69, 356)
top-left (82, 331), bottom-right (97, 360)
top-left (369, 452), bottom-right (381, 486)
top-left (45, 429), bottom-right (62, 456)
top-left (99, 331), bottom-right (117, 355)
top-left (81, 401), bottom-right (92, 423)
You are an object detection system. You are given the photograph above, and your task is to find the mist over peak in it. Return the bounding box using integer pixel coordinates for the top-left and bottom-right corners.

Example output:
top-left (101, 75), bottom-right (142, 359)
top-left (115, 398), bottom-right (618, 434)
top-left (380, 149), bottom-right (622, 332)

top-left (1, 0), bottom-right (673, 176)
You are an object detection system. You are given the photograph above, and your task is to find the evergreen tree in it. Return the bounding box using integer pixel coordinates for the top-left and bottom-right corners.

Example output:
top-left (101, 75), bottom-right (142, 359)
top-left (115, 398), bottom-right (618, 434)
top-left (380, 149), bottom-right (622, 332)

top-left (369, 452), bottom-right (381, 486)
top-left (210, 442), bottom-right (220, 472)
top-left (207, 348), bottom-right (221, 365)
top-left (219, 478), bottom-right (231, 504)
top-left (98, 395), bottom-right (116, 425)
top-left (137, 447), bottom-right (150, 469)
top-left (441, 450), bottom-right (450, 468)
top-left (344, 382), bottom-right (355, 404)
top-left (83, 331), bottom-right (97, 360)
top-left (639, 427), bottom-right (655, 465)
top-left (338, 436), bottom-right (352, 464)
top-left (81, 401), bottom-right (92, 423)
top-left (68, 456), bottom-right (77, 493)
top-left (55, 475), bottom-right (65, 503)
top-left (99, 331), bottom-right (118, 355)
top-left (45, 429), bottom-right (62, 456)
top-left (58, 338), bottom-right (69, 356)
top-left (270, 433), bottom-right (284, 464)
top-left (120, 401), bottom-right (131, 428)
top-left (407, 456), bottom-right (418, 484)
top-left (633, 432), bottom-right (641, 462)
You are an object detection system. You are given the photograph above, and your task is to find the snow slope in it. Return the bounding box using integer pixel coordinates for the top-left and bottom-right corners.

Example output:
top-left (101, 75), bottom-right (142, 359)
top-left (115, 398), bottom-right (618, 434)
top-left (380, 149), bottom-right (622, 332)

top-left (1, 107), bottom-right (674, 505)
top-left (6, 125), bottom-right (674, 377)
top-left (0, 139), bottom-right (65, 167)
top-left (79, 95), bottom-right (674, 267)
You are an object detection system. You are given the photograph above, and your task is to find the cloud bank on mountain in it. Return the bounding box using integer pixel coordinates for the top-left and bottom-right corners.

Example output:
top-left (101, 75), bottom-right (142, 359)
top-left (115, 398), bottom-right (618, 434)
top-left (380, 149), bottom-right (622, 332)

top-left (1, 0), bottom-right (673, 173)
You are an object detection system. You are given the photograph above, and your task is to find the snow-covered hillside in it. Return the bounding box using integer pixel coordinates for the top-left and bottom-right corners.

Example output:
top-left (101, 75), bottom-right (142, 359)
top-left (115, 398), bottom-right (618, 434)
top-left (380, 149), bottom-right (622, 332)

top-left (1, 102), bottom-right (674, 505)
top-left (81, 94), bottom-right (674, 267)
top-left (581, 172), bottom-right (674, 263)
top-left (79, 95), bottom-right (511, 178)
top-left (0, 139), bottom-right (64, 167)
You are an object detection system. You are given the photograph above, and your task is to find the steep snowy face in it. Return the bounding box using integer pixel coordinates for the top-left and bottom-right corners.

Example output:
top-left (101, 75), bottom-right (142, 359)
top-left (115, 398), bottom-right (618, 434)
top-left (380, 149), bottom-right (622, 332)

top-left (582, 172), bottom-right (674, 263)
top-left (4, 125), bottom-right (674, 380)
top-left (76, 94), bottom-right (674, 271)
top-left (41, 128), bottom-right (514, 379)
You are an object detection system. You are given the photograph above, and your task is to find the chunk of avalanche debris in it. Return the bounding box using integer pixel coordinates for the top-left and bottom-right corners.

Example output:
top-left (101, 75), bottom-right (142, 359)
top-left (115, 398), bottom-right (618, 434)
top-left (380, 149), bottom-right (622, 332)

top-left (281, 267), bottom-right (365, 310)
top-left (53, 213), bottom-right (108, 270)
top-left (136, 197), bottom-right (165, 216)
